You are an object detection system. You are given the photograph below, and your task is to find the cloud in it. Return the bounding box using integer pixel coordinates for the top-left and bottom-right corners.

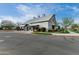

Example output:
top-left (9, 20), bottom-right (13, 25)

top-left (16, 4), bottom-right (52, 22)
top-left (16, 4), bottom-right (64, 17)
top-left (16, 4), bottom-right (56, 15)
top-left (0, 16), bottom-right (24, 24)
top-left (15, 4), bottom-right (69, 23)
top-left (0, 15), bottom-right (36, 24)
top-left (5, 4), bottom-right (77, 24)
top-left (16, 4), bottom-right (31, 12)
top-left (66, 5), bottom-right (79, 12)
top-left (11, 4), bottom-right (79, 25)
top-left (71, 7), bottom-right (79, 12)
top-left (1, 4), bottom-right (79, 24)
top-left (51, 6), bottom-right (64, 12)
top-left (74, 18), bottom-right (79, 23)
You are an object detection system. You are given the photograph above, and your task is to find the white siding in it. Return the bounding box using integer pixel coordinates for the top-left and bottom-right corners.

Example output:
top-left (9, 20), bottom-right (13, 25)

top-left (48, 18), bottom-right (56, 30)
top-left (48, 21), bottom-right (52, 30)
top-left (30, 22), bottom-right (48, 29)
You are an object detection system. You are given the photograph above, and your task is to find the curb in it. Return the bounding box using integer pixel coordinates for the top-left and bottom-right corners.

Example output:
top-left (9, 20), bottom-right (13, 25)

top-left (52, 33), bottom-right (79, 37)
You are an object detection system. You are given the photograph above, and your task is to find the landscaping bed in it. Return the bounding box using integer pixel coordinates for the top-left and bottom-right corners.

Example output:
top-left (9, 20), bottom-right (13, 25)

top-left (32, 32), bottom-right (52, 35)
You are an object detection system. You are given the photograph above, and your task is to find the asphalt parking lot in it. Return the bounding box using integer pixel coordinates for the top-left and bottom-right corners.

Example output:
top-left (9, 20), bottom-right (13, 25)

top-left (0, 31), bottom-right (79, 55)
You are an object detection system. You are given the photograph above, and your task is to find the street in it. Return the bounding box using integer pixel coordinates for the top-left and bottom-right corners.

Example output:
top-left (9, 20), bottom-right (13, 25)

top-left (0, 31), bottom-right (79, 55)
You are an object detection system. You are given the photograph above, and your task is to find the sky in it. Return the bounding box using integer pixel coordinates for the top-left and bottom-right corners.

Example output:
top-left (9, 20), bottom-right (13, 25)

top-left (0, 3), bottom-right (79, 24)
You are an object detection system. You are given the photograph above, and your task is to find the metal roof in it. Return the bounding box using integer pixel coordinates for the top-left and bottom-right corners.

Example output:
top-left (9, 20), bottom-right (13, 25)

top-left (25, 14), bottom-right (53, 24)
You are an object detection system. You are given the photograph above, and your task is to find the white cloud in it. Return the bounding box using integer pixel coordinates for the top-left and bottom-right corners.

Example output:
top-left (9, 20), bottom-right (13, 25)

top-left (16, 4), bottom-right (31, 12)
top-left (71, 7), bottom-right (79, 12)
top-left (16, 4), bottom-right (65, 14)
top-left (16, 4), bottom-right (51, 15)
top-left (16, 4), bottom-right (52, 22)
top-left (15, 4), bottom-right (69, 24)
top-left (0, 4), bottom-right (79, 25)
top-left (74, 18), bottom-right (79, 23)
top-left (0, 16), bottom-right (23, 24)
top-left (0, 15), bottom-right (36, 24)
top-left (66, 5), bottom-right (79, 12)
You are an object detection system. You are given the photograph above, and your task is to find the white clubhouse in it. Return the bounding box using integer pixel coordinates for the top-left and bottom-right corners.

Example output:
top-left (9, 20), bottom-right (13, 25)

top-left (24, 14), bottom-right (57, 31)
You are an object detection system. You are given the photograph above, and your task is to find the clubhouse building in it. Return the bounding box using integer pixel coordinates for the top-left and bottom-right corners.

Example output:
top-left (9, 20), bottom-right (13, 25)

top-left (24, 14), bottom-right (57, 31)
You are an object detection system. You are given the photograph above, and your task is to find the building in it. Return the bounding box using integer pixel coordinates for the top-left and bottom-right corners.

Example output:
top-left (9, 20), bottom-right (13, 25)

top-left (24, 14), bottom-right (57, 31)
top-left (19, 24), bottom-right (25, 30)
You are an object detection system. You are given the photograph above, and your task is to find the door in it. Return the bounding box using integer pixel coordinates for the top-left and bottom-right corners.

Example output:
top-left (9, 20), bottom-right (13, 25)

top-left (52, 25), bottom-right (55, 30)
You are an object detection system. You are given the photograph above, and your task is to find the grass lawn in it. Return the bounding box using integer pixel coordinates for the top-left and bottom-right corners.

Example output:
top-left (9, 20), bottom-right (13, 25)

top-left (32, 32), bottom-right (52, 35)
top-left (55, 30), bottom-right (70, 33)
top-left (71, 30), bottom-right (79, 33)
top-left (33, 30), bottom-right (70, 35)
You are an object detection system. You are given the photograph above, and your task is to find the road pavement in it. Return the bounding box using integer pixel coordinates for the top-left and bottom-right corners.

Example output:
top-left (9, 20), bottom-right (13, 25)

top-left (0, 31), bottom-right (79, 55)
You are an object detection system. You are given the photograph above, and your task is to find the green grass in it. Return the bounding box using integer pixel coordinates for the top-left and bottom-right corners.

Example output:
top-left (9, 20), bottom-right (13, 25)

top-left (32, 32), bottom-right (52, 35)
top-left (71, 30), bottom-right (79, 33)
top-left (56, 30), bottom-right (70, 33)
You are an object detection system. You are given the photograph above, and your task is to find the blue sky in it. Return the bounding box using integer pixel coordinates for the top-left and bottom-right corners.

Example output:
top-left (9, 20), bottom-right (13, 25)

top-left (0, 3), bottom-right (79, 23)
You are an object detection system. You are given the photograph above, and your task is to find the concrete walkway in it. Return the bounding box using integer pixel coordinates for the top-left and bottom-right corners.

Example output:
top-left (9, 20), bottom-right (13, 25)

top-left (13, 31), bottom-right (33, 34)
top-left (14, 31), bottom-right (79, 36)
top-left (17, 31), bottom-right (79, 36)
top-left (51, 33), bottom-right (79, 36)
top-left (3, 30), bottom-right (78, 36)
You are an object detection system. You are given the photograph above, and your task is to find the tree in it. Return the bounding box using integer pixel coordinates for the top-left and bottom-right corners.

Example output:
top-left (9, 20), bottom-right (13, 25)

top-left (1, 20), bottom-right (15, 30)
top-left (71, 24), bottom-right (78, 28)
top-left (62, 17), bottom-right (74, 30)
top-left (71, 24), bottom-right (79, 31)
top-left (16, 22), bottom-right (22, 26)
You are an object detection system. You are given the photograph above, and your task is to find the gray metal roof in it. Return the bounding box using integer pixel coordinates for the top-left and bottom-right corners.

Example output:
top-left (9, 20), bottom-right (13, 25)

top-left (26, 14), bottom-right (53, 24)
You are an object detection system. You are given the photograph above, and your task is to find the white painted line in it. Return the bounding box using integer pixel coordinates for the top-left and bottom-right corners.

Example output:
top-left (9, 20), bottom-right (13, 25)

top-left (0, 40), bottom-right (5, 42)
top-left (4, 36), bottom-right (12, 38)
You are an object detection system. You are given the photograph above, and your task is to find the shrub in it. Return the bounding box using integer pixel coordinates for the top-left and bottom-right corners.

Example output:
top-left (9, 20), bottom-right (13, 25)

top-left (48, 30), bottom-right (52, 32)
top-left (71, 28), bottom-right (79, 33)
top-left (36, 28), bottom-right (41, 32)
top-left (40, 27), bottom-right (46, 32)
top-left (59, 28), bottom-right (69, 33)
top-left (16, 26), bottom-right (20, 31)
top-left (63, 30), bottom-right (69, 33)
top-left (0, 27), bottom-right (3, 30)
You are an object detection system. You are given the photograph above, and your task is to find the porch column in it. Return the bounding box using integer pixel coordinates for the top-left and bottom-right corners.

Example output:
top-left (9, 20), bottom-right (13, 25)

top-left (31, 26), bottom-right (33, 31)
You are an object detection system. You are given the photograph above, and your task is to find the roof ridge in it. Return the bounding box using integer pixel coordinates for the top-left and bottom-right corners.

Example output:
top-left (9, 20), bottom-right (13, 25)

top-left (25, 14), bottom-right (54, 24)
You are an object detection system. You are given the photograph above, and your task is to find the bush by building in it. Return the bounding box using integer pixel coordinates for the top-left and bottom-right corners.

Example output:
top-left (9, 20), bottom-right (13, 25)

top-left (40, 27), bottom-right (46, 32)
top-left (36, 28), bottom-right (41, 32)
top-left (48, 30), bottom-right (52, 32)
top-left (16, 26), bottom-right (20, 31)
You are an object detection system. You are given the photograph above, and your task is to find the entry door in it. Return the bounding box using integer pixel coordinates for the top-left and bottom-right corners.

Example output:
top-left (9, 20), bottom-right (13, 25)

top-left (27, 27), bottom-right (29, 31)
top-left (52, 25), bottom-right (55, 29)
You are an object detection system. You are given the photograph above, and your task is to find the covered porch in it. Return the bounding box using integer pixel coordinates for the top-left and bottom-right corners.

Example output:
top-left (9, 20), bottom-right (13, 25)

top-left (24, 24), bottom-right (40, 31)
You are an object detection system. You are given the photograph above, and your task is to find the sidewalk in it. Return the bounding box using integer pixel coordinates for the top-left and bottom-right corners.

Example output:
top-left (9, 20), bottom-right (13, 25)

top-left (51, 33), bottom-right (79, 36)
top-left (13, 31), bottom-right (33, 34)
top-left (13, 31), bottom-right (79, 36)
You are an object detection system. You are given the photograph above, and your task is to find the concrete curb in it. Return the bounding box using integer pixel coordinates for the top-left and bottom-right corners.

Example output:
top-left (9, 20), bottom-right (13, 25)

top-left (13, 31), bottom-right (33, 34)
top-left (52, 33), bottom-right (79, 37)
